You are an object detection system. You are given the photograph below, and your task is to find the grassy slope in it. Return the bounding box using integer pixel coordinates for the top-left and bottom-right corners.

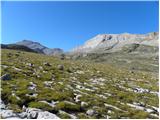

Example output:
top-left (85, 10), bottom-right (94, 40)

top-left (1, 49), bottom-right (159, 119)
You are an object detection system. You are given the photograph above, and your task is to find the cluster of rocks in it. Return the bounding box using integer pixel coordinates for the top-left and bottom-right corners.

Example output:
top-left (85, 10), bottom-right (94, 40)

top-left (43, 81), bottom-right (53, 88)
top-left (74, 94), bottom-right (88, 108)
top-left (28, 82), bottom-right (37, 91)
top-left (0, 100), bottom-right (60, 119)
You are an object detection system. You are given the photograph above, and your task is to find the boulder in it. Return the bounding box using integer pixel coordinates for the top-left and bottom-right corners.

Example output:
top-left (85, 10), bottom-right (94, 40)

top-left (81, 102), bottom-right (88, 107)
top-left (86, 109), bottom-right (95, 116)
top-left (37, 111), bottom-right (60, 119)
top-left (75, 94), bottom-right (82, 103)
top-left (28, 82), bottom-right (37, 90)
top-left (1, 74), bottom-right (11, 80)
top-left (24, 108), bottom-right (60, 119)
top-left (39, 66), bottom-right (43, 70)
top-left (43, 62), bottom-right (51, 66)
top-left (1, 110), bottom-right (17, 118)
top-left (57, 65), bottom-right (64, 70)
top-left (51, 75), bottom-right (55, 81)
top-left (18, 112), bottom-right (27, 119)
top-left (25, 108), bottom-right (41, 119)
top-left (43, 81), bottom-right (53, 88)
top-left (27, 110), bottom-right (38, 119)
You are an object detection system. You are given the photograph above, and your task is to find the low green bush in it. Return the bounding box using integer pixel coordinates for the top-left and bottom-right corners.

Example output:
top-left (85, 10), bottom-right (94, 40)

top-left (56, 101), bottom-right (81, 112)
top-left (28, 101), bottom-right (57, 112)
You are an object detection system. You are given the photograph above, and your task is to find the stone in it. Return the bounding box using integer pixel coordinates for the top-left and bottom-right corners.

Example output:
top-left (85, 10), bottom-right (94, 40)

top-left (27, 111), bottom-right (38, 119)
top-left (39, 66), bottom-right (43, 70)
top-left (75, 70), bottom-right (84, 74)
top-left (26, 93), bottom-right (38, 97)
top-left (25, 108), bottom-right (40, 119)
top-left (18, 112), bottom-right (27, 119)
top-left (22, 105), bottom-right (27, 111)
top-left (23, 108), bottom-right (60, 119)
top-left (1, 110), bottom-right (17, 118)
top-left (107, 110), bottom-right (112, 114)
top-left (43, 81), bottom-right (53, 88)
top-left (1, 74), bottom-right (11, 80)
top-left (51, 75), bottom-right (55, 80)
top-left (86, 109), bottom-right (95, 116)
top-left (37, 111), bottom-right (60, 119)
top-left (57, 65), bottom-right (64, 70)
top-left (26, 63), bottom-right (34, 67)
top-left (81, 102), bottom-right (88, 107)
top-left (0, 100), bottom-right (6, 109)
top-left (75, 94), bottom-right (82, 103)
top-left (28, 82), bottom-right (37, 90)
top-left (43, 62), bottom-right (51, 66)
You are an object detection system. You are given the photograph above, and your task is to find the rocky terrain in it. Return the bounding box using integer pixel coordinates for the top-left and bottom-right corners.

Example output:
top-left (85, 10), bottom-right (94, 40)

top-left (69, 32), bottom-right (159, 77)
top-left (0, 32), bottom-right (159, 119)
top-left (0, 48), bottom-right (159, 119)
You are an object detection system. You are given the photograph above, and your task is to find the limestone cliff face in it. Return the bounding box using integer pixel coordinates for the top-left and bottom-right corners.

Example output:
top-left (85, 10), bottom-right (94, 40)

top-left (71, 32), bottom-right (159, 53)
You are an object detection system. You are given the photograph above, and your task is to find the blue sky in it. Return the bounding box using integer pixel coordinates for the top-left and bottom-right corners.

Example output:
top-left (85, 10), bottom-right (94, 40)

top-left (1, 1), bottom-right (159, 51)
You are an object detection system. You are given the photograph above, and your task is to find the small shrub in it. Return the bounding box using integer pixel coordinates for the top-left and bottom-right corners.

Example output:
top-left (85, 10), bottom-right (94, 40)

top-left (58, 112), bottom-right (71, 119)
top-left (8, 104), bottom-right (22, 113)
top-left (56, 101), bottom-right (81, 112)
top-left (77, 113), bottom-right (89, 119)
top-left (28, 102), bottom-right (57, 112)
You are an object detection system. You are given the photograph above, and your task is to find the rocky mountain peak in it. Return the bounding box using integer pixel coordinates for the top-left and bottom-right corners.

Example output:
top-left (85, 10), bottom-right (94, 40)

top-left (70, 32), bottom-right (158, 53)
top-left (16, 40), bottom-right (63, 55)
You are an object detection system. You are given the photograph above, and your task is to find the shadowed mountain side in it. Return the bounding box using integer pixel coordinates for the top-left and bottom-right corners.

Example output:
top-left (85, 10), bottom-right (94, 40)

top-left (1, 44), bottom-right (38, 53)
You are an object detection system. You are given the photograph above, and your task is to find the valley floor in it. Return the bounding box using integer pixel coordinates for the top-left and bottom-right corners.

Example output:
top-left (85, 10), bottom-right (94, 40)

top-left (0, 49), bottom-right (159, 119)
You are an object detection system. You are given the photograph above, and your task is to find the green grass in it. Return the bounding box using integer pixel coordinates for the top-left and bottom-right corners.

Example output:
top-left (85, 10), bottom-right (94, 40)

top-left (1, 49), bottom-right (159, 119)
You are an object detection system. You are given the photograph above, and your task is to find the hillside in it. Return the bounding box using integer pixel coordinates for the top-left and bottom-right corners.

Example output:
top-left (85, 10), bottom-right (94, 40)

top-left (1, 44), bottom-right (38, 53)
top-left (69, 32), bottom-right (159, 75)
top-left (1, 49), bottom-right (159, 119)
top-left (70, 32), bottom-right (158, 53)
top-left (16, 40), bottom-right (63, 55)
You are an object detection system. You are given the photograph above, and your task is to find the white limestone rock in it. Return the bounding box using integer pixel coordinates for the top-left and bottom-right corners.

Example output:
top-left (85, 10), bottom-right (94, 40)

top-left (37, 111), bottom-right (60, 119)
top-left (1, 110), bottom-right (17, 119)
top-left (86, 109), bottom-right (95, 116)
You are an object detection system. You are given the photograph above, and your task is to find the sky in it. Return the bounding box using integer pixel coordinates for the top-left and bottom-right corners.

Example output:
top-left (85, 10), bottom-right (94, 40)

top-left (1, 1), bottom-right (159, 51)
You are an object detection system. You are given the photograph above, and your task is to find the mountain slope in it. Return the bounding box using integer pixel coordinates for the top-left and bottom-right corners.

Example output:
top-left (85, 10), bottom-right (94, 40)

top-left (1, 49), bottom-right (159, 119)
top-left (68, 32), bottom-right (159, 75)
top-left (71, 32), bottom-right (158, 54)
top-left (1, 44), bottom-right (38, 53)
top-left (16, 40), bottom-right (63, 55)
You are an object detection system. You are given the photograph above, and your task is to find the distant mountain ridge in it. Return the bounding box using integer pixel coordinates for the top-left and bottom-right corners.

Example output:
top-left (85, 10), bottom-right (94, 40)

top-left (1, 32), bottom-right (158, 56)
top-left (1, 44), bottom-right (38, 53)
top-left (15, 40), bottom-right (63, 55)
top-left (70, 32), bottom-right (158, 54)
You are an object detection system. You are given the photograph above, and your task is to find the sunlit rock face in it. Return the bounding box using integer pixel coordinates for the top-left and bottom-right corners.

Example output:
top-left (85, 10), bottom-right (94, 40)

top-left (70, 32), bottom-right (158, 53)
